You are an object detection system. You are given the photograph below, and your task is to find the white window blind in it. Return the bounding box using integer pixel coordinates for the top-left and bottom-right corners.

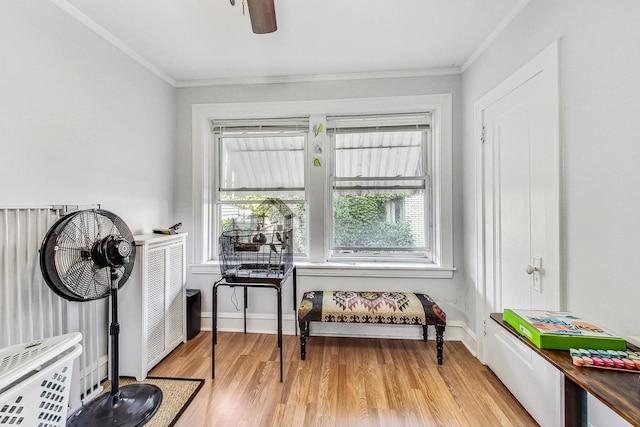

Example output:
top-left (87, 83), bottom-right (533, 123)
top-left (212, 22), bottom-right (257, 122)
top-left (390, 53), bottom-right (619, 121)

top-left (212, 118), bottom-right (308, 196)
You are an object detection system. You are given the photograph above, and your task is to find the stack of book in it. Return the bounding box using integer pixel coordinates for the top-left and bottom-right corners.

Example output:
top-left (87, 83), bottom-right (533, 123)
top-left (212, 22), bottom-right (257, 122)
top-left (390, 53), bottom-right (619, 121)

top-left (503, 309), bottom-right (626, 350)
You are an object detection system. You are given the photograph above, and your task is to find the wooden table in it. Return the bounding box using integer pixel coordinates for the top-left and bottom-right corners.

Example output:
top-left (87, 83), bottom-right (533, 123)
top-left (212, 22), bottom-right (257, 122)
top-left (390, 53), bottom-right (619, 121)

top-left (490, 313), bottom-right (640, 427)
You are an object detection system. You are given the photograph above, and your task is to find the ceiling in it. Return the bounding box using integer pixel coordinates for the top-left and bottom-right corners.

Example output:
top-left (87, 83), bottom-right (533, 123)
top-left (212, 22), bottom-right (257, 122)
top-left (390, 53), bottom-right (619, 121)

top-left (54, 0), bottom-right (528, 86)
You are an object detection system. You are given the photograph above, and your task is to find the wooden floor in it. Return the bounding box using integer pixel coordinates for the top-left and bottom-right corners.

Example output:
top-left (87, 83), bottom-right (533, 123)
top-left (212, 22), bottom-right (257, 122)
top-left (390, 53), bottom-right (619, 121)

top-left (149, 331), bottom-right (537, 427)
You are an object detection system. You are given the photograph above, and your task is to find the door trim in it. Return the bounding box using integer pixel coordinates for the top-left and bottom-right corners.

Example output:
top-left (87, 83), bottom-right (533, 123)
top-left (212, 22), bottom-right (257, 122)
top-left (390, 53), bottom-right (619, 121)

top-left (474, 40), bottom-right (562, 363)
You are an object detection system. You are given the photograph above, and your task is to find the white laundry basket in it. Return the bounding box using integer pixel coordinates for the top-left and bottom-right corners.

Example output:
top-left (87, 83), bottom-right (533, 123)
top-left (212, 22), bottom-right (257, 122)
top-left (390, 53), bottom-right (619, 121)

top-left (0, 332), bottom-right (82, 427)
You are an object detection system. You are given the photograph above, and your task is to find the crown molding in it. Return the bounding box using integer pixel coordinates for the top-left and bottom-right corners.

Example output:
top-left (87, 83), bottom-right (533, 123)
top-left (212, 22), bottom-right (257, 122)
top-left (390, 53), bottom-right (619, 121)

top-left (461, 0), bottom-right (530, 72)
top-left (49, 0), bottom-right (176, 86)
top-left (175, 67), bottom-right (461, 88)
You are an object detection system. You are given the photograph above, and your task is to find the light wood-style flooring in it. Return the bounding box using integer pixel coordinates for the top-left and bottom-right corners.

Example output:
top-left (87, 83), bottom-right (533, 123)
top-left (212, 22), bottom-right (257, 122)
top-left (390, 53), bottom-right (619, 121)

top-left (149, 331), bottom-right (537, 427)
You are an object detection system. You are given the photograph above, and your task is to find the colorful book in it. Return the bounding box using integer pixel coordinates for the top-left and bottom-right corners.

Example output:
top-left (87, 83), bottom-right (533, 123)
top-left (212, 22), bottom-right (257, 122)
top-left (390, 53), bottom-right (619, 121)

top-left (503, 309), bottom-right (626, 350)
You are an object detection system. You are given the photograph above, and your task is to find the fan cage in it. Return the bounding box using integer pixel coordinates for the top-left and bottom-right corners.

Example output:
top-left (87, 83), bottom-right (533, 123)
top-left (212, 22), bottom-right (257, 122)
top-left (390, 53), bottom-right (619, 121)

top-left (40, 209), bottom-right (136, 302)
top-left (219, 198), bottom-right (294, 282)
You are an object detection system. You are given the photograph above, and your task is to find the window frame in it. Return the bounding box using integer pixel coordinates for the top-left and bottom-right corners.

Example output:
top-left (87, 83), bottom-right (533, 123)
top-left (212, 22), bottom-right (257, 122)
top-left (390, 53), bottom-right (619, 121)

top-left (191, 95), bottom-right (454, 278)
top-left (212, 119), bottom-right (310, 259)
top-left (327, 114), bottom-right (433, 261)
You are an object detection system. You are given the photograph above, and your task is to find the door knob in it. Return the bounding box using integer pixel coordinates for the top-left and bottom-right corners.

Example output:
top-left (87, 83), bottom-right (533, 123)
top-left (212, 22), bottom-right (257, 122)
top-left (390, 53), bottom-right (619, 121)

top-left (526, 264), bottom-right (538, 275)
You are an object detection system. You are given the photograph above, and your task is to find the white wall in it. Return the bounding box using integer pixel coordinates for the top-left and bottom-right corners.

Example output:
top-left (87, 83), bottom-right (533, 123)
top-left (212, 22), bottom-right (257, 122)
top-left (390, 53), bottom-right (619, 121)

top-left (175, 76), bottom-right (469, 337)
top-left (0, 0), bottom-right (176, 233)
top-left (9, 0), bottom-right (637, 352)
top-left (462, 0), bottom-right (640, 339)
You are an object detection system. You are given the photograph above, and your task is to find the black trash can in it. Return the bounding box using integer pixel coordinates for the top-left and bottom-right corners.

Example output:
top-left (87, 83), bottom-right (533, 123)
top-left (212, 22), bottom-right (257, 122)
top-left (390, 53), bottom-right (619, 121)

top-left (186, 289), bottom-right (201, 340)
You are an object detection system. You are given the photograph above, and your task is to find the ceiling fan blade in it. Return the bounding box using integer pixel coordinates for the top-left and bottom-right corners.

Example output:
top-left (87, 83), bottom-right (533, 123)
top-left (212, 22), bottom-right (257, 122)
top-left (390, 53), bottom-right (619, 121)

top-left (247, 0), bottom-right (277, 34)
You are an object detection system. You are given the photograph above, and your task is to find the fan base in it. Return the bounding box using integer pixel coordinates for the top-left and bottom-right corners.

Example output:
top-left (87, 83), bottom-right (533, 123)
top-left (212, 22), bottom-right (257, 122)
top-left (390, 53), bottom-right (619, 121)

top-left (67, 384), bottom-right (162, 427)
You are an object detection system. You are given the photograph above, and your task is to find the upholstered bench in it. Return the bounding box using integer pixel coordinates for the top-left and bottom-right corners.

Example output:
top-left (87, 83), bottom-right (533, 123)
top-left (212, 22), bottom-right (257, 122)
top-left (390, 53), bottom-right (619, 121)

top-left (298, 290), bottom-right (446, 364)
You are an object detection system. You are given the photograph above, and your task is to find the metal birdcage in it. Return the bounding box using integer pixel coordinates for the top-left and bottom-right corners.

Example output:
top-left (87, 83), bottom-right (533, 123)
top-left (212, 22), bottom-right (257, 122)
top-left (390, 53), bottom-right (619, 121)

top-left (219, 198), bottom-right (294, 282)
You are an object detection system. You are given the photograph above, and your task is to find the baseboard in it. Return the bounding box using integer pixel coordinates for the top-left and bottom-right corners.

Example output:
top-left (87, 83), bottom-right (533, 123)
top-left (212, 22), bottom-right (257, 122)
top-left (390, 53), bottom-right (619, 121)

top-left (201, 311), bottom-right (476, 345)
top-left (459, 323), bottom-right (477, 357)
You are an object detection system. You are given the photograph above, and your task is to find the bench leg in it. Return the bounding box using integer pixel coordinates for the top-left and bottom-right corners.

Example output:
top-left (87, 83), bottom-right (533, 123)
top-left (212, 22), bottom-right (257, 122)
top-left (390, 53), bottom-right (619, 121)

top-left (422, 325), bottom-right (428, 341)
top-left (436, 324), bottom-right (445, 365)
top-left (299, 321), bottom-right (309, 360)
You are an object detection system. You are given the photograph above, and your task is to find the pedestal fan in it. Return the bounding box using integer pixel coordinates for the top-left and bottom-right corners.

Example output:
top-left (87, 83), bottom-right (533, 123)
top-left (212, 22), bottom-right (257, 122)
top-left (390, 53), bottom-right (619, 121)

top-left (40, 209), bottom-right (162, 426)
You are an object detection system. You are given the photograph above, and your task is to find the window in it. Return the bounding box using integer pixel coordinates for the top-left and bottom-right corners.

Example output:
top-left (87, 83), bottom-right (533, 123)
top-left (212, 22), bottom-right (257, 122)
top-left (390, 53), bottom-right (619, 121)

top-left (192, 95), bottom-right (453, 276)
top-left (212, 119), bottom-right (308, 256)
top-left (328, 114), bottom-right (431, 260)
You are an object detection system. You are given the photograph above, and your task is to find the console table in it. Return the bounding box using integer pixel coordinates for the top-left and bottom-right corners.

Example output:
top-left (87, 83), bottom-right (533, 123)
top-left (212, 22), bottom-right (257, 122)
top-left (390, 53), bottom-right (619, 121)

top-left (491, 313), bottom-right (640, 427)
top-left (212, 266), bottom-right (297, 382)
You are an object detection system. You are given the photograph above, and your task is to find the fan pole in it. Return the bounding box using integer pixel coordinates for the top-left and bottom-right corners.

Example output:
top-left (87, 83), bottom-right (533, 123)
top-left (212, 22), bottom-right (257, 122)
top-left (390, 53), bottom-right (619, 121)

top-left (109, 267), bottom-right (121, 402)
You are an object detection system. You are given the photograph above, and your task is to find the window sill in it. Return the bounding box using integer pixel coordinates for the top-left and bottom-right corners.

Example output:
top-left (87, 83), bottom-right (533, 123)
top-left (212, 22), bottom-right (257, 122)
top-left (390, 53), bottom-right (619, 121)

top-left (190, 261), bottom-right (455, 279)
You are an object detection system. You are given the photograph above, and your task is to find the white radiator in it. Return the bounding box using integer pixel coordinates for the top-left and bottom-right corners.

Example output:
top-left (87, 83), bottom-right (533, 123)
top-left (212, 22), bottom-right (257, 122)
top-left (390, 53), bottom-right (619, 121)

top-left (0, 206), bottom-right (107, 412)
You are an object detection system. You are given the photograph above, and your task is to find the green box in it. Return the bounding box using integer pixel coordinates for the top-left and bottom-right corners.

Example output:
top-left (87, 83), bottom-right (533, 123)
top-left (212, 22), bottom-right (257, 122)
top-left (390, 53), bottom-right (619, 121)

top-left (503, 309), bottom-right (627, 351)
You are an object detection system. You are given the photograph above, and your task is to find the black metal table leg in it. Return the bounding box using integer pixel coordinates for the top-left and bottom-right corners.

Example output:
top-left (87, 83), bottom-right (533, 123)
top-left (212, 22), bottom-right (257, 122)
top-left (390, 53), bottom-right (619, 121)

top-left (293, 266), bottom-right (297, 336)
top-left (243, 286), bottom-right (248, 334)
top-left (212, 281), bottom-right (219, 379)
top-left (278, 286), bottom-right (283, 382)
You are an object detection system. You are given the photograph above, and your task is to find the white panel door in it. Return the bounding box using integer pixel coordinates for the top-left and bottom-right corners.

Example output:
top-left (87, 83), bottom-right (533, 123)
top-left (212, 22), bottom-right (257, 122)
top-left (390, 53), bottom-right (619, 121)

top-left (476, 41), bottom-right (562, 427)
top-left (487, 95), bottom-right (534, 310)
top-left (483, 72), bottom-right (559, 312)
top-left (479, 42), bottom-right (561, 334)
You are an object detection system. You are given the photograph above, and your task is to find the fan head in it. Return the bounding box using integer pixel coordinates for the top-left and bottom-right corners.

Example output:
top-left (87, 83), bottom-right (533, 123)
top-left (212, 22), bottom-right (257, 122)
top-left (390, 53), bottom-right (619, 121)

top-left (40, 209), bottom-right (136, 302)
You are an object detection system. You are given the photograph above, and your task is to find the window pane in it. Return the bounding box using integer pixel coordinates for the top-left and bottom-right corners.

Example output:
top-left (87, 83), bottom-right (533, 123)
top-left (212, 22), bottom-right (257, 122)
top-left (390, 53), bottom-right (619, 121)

top-left (334, 131), bottom-right (423, 178)
top-left (332, 192), bottom-right (426, 255)
top-left (216, 130), bottom-right (307, 256)
top-left (220, 135), bottom-right (305, 192)
top-left (221, 199), bottom-right (307, 256)
top-left (331, 126), bottom-right (428, 257)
